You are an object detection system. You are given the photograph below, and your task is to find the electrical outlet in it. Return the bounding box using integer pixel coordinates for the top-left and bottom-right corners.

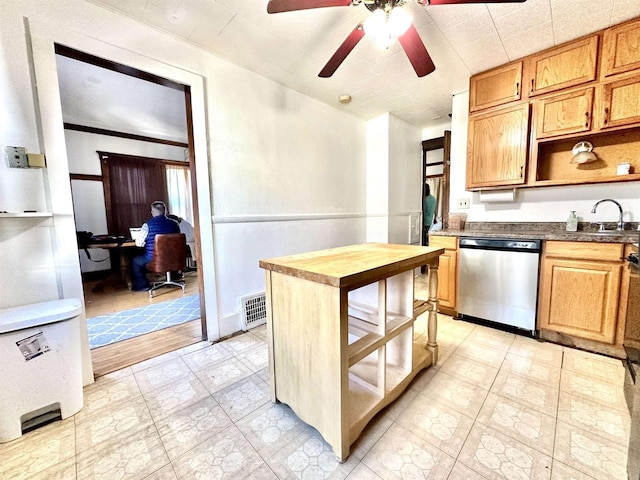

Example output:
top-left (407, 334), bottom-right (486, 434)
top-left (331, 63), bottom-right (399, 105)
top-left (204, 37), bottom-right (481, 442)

top-left (5, 146), bottom-right (28, 168)
top-left (457, 198), bottom-right (470, 209)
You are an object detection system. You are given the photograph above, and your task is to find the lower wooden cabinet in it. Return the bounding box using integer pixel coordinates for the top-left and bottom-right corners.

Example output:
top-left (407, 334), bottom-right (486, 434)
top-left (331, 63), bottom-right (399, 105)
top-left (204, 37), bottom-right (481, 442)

top-left (538, 241), bottom-right (626, 345)
top-left (429, 235), bottom-right (458, 315)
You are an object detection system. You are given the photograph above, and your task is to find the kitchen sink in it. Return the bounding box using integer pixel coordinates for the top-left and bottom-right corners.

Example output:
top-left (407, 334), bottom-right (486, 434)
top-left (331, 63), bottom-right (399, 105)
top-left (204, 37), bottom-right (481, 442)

top-left (578, 231), bottom-right (624, 236)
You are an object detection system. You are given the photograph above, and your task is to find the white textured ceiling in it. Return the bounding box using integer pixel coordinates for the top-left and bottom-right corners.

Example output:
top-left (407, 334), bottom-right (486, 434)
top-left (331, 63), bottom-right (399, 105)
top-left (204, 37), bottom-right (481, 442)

top-left (56, 54), bottom-right (188, 142)
top-left (74, 0), bottom-right (640, 133)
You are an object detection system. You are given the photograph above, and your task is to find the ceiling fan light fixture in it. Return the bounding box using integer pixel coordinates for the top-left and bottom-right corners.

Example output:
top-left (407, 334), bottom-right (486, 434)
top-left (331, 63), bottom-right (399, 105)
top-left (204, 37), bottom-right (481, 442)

top-left (363, 9), bottom-right (386, 41)
top-left (389, 7), bottom-right (411, 36)
top-left (363, 7), bottom-right (411, 49)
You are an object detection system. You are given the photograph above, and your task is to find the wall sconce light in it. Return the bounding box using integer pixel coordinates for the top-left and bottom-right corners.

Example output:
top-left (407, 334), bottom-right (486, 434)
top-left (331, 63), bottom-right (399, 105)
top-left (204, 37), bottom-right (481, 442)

top-left (570, 141), bottom-right (597, 164)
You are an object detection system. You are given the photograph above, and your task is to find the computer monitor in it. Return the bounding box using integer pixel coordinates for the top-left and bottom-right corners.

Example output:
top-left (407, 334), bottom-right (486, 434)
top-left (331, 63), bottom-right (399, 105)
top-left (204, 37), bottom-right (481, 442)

top-left (129, 227), bottom-right (142, 242)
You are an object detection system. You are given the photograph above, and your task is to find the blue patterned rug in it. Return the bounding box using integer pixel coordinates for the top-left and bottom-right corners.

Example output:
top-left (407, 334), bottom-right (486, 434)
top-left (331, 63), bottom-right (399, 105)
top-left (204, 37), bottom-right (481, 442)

top-left (88, 295), bottom-right (200, 349)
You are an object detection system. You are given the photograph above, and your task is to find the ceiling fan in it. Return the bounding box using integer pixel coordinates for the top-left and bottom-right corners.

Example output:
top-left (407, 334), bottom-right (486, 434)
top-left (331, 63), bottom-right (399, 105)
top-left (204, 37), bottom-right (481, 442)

top-left (267, 0), bottom-right (527, 78)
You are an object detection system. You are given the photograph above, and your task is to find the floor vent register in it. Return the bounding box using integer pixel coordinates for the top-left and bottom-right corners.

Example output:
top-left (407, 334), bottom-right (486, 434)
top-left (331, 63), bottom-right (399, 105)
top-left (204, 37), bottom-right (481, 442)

top-left (240, 292), bottom-right (267, 330)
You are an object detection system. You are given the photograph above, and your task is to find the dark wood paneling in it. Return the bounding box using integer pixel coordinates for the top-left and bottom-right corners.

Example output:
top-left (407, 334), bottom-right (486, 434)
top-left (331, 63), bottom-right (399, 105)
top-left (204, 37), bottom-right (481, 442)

top-left (422, 137), bottom-right (445, 151)
top-left (442, 130), bottom-right (452, 229)
top-left (65, 123), bottom-right (188, 148)
top-left (70, 173), bottom-right (102, 181)
top-left (184, 87), bottom-right (207, 338)
top-left (97, 151), bottom-right (188, 167)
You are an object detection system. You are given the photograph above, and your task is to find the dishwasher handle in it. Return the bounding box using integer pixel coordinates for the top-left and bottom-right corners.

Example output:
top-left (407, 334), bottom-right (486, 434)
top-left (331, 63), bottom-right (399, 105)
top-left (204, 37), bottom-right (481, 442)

top-left (459, 237), bottom-right (541, 253)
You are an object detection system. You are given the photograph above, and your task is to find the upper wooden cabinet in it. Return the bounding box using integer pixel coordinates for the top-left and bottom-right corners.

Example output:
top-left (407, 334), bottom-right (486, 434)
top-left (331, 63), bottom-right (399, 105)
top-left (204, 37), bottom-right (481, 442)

top-left (534, 87), bottom-right (594, 139)
top-left (599, 75), bottom-right (640, 129)
top-left (469, 62), bottom-right (523, 112)
top-left (467, 103), bottom-right (529, 189)
top-left (602, 18), bottom-right (640, 77)
top-left (528, 36), bottom-right (599, 97)
top-left (467, 17), bottom-right (640, 190)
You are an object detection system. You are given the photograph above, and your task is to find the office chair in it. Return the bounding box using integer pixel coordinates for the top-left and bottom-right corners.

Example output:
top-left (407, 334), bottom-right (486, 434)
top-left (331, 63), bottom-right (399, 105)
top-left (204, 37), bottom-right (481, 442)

top-left (146, 233), bottom-right (187, 298)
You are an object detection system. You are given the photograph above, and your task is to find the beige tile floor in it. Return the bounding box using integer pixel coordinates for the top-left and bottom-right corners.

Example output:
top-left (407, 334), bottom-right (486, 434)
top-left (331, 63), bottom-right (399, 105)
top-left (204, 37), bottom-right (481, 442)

top-left (0, 276), bottom-right (632, 480)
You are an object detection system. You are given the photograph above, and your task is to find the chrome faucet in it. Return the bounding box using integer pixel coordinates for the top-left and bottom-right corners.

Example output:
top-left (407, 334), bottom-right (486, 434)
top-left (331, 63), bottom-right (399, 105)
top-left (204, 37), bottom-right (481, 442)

top-left (590, 198), bottom-right (625, 231)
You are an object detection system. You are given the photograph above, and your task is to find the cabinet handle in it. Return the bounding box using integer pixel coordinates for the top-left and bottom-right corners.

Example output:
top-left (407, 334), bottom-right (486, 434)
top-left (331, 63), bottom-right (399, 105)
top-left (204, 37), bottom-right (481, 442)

top-left (603, 107), bottom-right (610, 126)
top-left (584, 111), bottom-right (590, 128)
top-left (530, 79), bottom-right (534, 95)
top-left (515, 82), bottom-right (520, 97)
top-left (520, 165), bottom-right (524, 179)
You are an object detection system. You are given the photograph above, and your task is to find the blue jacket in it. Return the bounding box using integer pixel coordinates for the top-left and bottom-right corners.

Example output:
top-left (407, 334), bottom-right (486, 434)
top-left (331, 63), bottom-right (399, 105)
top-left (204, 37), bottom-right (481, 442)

top-left (145, 215), bottom-right (180, 260)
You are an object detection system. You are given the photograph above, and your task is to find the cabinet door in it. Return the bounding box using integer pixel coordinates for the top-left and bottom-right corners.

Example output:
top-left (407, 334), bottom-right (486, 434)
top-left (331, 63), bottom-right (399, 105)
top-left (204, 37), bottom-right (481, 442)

top-left (534, 88), bottom-right (594, 139)
top-left (429, 236), bottom-right (457, 311)
top-left (469, 62), bottom-right (522, 112)
top-left (599, 75), bottom-right (640, 129)
top-left (437, 249), bottom-right (457, 310)
top-left (602, 18), bottom-right (640, 77)
top-left (538, 257), bottom-right (622, 344)
top-left (467, 103), bottom-right (529, 189)
top-left (528, 36), bottom-right (599, 97)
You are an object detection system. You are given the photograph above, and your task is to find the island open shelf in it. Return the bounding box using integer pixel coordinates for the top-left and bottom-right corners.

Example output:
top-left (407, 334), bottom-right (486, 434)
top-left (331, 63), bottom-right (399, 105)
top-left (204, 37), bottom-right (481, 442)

top-left (259, 243), bottom-right (443, 461)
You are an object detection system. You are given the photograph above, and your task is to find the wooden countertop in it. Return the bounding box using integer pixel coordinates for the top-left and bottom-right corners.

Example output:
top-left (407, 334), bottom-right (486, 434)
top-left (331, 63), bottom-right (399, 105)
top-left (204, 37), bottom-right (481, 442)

top-left (259, 243), bottom-right (444, 289)
top-left (431, 229), bottom-right (638, 244)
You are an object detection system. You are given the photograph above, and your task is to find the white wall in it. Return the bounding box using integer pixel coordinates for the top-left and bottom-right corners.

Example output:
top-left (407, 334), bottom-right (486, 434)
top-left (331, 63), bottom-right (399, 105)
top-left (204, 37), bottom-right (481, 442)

top-left (422, 121), bottom-right (452, 141)
top-left (388, 114), bottom-right (422, 244)
top-left (65, 129), bottom-right (186, 175)
top-left (366, 114), bottom-right (390, 242)
top-left (0, 0), bottom-right (368, 381)
top-left (449, 91), bottom-right (640, 224)
top-left (365, 113), bottom-right (422, 245)
top-left (209, 66), bottom-right (367, 334)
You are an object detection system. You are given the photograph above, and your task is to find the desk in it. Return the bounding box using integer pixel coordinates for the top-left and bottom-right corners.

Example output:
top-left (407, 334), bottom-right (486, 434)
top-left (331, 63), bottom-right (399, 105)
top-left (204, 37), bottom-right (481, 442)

top-left (84, 241), bottom-right (138, 291)
top-left (259, 243), bottom-right (443, 461)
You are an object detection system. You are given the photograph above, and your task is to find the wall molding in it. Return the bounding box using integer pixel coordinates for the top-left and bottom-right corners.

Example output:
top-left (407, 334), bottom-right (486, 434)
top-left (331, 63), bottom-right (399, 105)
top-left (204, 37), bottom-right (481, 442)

top-left (64, 123), bottom-right (188, 148)
top-left (212, 212), bottom-right (421, 224)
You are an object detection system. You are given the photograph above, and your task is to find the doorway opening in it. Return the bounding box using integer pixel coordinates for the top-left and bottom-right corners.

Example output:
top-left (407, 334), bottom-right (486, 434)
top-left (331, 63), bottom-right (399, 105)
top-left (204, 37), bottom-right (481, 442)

top-left (422, 131), bottom-right (452, 243)
top-left (55, 45), bottom-right (205, 377)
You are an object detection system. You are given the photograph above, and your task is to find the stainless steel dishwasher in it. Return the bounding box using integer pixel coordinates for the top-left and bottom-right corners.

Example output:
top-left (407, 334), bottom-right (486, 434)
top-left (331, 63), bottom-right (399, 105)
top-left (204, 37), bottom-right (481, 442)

top-left (457, 237), bottom-right (541, 334)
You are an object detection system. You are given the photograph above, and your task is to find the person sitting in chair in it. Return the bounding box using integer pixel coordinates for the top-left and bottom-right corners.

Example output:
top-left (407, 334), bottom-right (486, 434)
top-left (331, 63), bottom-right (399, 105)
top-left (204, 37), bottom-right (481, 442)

top-left (131, 201), bottom-right (180, 291)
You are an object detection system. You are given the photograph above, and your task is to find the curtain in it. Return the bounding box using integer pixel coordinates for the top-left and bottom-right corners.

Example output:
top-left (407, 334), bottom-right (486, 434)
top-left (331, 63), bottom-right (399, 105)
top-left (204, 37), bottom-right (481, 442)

top-left (104, 155), bottom-right (167, 236)
top-left (166, 165), bottom-right (193, 223)
top-left (427, 177), bottom-right (444, 223)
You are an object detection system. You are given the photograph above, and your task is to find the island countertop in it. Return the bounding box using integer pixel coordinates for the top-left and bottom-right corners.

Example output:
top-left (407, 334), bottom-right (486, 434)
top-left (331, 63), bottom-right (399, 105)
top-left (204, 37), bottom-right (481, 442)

top-left (259, 242), bottom-right (444, 289)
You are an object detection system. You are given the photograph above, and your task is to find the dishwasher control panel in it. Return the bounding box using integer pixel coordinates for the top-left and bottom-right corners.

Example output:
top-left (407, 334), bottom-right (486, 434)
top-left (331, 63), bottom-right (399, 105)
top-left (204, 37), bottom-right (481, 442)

top-left (459, 237), bottom-right (541, 252)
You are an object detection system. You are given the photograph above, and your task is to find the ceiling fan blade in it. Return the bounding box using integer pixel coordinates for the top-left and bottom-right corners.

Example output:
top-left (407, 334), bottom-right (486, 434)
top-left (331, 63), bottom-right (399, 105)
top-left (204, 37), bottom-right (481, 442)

top-left (398, 24), bottom-right (436, 77)
top-left (420, 0), bottom-right (526, 4)
top-left (318, 24), bottom-right (365, 77)
top-left (267, 0), bottom-right (352, 14)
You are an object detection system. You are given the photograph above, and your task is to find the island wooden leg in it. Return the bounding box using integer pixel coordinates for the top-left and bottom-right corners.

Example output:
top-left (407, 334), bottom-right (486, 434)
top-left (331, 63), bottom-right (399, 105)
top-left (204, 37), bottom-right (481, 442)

top-left (427, 260), bottom-right (439, 364)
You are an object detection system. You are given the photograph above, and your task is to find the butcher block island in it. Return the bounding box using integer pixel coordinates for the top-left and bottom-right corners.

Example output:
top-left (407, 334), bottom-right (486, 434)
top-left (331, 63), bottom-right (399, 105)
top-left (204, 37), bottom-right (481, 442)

top-left (259, 243), bottom-right (444, 461)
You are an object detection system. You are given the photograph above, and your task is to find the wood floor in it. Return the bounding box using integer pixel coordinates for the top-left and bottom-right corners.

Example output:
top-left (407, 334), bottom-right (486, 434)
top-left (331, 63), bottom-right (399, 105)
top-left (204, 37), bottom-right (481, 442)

top-left (84, 271), bottom-right (205, 378)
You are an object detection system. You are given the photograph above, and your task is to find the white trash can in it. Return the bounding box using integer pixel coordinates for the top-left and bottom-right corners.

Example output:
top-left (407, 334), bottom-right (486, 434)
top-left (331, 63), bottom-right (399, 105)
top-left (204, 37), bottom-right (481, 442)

top-left (0, 298), bottom-right (84, 443)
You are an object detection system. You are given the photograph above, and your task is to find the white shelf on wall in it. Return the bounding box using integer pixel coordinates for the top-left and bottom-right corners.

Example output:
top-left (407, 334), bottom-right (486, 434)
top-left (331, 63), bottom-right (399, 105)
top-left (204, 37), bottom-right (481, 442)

top-left (0, 212), bottom-right (53, 218)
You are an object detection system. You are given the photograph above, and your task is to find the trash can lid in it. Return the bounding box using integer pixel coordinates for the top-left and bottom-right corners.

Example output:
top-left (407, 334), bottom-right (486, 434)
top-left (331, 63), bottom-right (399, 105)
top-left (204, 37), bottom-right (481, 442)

top-left (0, 299), bottom-right (82, 334)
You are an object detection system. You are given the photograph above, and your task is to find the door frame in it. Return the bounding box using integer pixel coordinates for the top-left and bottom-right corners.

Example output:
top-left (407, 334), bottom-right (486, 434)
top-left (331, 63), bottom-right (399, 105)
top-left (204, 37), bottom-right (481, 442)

top-left (422, 131), bottom-right (452, 235)
top-left (28, 20), bottom-right (219, 384)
